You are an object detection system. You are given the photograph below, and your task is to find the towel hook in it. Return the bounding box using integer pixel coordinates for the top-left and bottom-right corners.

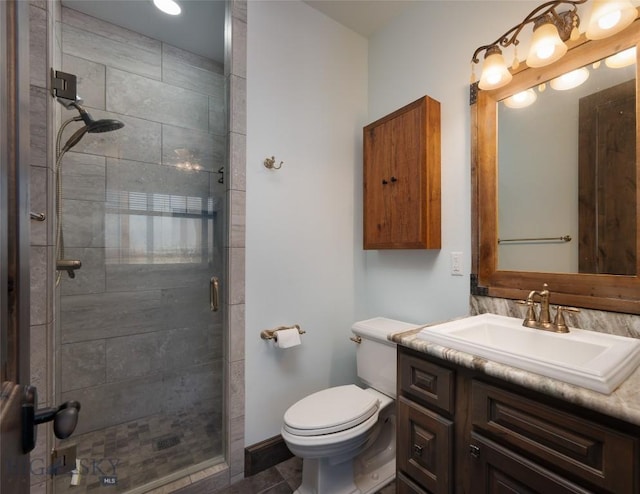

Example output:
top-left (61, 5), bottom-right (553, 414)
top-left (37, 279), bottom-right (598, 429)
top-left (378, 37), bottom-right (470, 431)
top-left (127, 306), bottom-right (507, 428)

top-left (264, 156), bottom-right (283, 170)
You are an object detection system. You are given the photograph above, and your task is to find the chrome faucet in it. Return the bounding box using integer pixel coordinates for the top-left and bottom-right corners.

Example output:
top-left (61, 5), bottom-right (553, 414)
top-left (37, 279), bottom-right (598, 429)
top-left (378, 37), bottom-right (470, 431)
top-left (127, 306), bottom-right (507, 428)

top-left (519, 283), bottom-right (579, 333)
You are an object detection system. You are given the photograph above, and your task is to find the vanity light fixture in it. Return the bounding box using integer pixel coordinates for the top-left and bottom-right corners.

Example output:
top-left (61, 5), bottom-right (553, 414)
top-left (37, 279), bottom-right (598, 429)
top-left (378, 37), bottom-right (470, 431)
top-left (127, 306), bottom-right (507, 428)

top-left (153, 0), bottom-right (181, 16)
top-left (526, 14), bottom-right (570, 67)
top-left (479, 46), bottom-right (513, 90)
top-left (471, 0), bottom-right (638, 90)
top-left (586, 0), bottom-right (637, 39)
top-left (605, 45), bottom-right (637, 67)
top-left (503, 89), bottom-right (538, 108)
top-left (549, 66), bottom-right (590, 89)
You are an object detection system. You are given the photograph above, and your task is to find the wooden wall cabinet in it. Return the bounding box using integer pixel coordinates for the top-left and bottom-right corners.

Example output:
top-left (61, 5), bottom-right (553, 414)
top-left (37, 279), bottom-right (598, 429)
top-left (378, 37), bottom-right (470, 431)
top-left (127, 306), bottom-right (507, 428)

top-left (363, 96), bottom-right (441, 250)
top-left (397, 346), bottom-right (640, 493)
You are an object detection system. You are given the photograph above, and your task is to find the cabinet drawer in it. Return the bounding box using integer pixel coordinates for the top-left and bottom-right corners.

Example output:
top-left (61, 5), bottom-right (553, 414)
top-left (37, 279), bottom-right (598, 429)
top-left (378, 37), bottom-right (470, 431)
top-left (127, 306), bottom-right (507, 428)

top-left (397, 472), bottom-right (430, 494)
top-left (398, 396), bottom-right (453, 494)
top-left (399, 351), bottom-right (455, 415)
top-left (470, 432), bottom-right (593, 494)
top-left (471, 380), bottom-right (638, 493)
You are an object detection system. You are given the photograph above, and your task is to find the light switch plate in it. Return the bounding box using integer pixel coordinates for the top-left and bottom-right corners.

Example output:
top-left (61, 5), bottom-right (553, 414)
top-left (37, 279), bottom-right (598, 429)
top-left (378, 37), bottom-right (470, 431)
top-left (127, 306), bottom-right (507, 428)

top-left (451, 251), bottom-right (463, 276)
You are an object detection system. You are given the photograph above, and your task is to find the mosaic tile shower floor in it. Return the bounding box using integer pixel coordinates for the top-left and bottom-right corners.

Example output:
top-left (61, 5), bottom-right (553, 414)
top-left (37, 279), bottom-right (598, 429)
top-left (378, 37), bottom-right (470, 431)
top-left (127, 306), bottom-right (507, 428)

top-left (53, 407), bottom-right (222, 493)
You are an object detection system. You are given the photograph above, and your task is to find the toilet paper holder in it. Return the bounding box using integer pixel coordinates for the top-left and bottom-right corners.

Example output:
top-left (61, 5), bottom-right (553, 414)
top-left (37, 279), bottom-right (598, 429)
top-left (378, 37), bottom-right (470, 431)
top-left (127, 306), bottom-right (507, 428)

top-left (260, 324), bottom-right (306, 341)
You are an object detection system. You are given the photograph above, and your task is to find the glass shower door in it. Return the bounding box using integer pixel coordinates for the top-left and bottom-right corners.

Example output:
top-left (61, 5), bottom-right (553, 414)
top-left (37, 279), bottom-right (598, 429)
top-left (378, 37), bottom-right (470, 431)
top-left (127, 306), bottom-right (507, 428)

top-left (52, 2), bottom-right (227, 491)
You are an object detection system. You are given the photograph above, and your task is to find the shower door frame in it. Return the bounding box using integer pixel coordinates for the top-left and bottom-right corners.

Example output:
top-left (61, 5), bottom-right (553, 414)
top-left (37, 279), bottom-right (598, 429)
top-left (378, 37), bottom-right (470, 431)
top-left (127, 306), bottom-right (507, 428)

top-left (45, 1), bottom-right (248, 492)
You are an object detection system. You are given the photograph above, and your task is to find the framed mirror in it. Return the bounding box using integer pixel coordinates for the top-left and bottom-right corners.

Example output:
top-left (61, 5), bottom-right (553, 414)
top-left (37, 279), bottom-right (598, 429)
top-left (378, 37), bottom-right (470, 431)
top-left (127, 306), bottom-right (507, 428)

top-left (471, 16), bottom-right (640, 314)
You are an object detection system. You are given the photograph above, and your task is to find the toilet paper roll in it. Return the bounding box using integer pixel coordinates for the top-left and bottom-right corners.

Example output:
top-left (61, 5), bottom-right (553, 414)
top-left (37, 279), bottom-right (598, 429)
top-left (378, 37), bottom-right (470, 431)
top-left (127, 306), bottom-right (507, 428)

top-left (275, 328), bottom-right (302, 348)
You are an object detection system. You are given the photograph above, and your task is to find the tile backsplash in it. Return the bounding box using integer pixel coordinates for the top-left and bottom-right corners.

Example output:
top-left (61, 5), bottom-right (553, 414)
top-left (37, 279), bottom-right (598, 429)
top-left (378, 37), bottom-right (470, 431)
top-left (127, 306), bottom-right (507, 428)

top-left (471, 295), bottom-right (640, 339)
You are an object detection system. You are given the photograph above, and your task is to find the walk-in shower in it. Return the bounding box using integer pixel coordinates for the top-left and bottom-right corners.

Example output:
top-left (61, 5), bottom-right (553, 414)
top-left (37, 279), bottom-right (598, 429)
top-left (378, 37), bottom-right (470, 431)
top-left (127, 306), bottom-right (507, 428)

top-left (55, 98), bottom-right (124, 283)
top-left (51, 1), bottom-right (228, 492)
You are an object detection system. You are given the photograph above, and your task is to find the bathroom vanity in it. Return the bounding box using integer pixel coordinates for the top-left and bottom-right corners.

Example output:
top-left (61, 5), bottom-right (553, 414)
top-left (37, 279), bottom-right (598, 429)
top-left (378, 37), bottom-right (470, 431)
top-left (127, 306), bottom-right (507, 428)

top-left (393, 330), bottom-right (640, 494)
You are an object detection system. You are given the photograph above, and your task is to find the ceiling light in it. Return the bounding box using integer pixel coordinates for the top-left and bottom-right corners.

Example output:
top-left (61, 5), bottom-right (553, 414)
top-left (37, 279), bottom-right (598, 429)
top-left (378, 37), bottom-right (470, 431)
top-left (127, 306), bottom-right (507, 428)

top-left (550, 67), bottom-right (590, 90)
top-left (586, 0), bottom-right (637, 39)
top-left (153, 0), bottom-right (181, 16)
top-left (605, 46), bottom-right (637, 67)
top-left (503, 89), bottom-right (538, 108)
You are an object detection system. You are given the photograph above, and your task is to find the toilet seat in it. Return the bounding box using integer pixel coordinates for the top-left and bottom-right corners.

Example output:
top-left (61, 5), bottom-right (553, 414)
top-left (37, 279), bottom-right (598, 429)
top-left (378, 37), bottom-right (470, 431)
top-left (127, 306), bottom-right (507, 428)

top-left (283, 385), bottom-right (379, 436)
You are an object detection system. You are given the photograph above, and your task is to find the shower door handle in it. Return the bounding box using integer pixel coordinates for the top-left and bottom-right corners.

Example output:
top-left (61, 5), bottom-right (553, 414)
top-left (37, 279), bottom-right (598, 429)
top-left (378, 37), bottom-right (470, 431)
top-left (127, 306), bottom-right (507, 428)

top-left (21, 385), bottom-right (81, 453)
top-left (210, 276), bottom-right (219, 312)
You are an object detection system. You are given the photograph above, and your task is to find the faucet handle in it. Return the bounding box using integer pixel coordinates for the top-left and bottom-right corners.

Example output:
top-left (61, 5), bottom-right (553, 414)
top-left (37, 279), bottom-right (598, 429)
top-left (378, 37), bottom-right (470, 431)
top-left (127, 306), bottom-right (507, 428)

top-left (517, 299), bottom-right (538, 327)
top-left (553, 306), bottom-right (580, 333)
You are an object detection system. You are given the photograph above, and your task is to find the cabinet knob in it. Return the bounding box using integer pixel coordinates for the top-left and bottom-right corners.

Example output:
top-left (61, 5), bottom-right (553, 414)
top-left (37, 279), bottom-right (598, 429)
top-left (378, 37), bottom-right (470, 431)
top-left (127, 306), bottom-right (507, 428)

top-left (382, 179), bottom-right (388, 185)
top-left (469, 444), bottom-right (480, 459)
top-left (413, 444), bottom-right (423, 457)
top-left (390, 176), bottom-right (398, 183)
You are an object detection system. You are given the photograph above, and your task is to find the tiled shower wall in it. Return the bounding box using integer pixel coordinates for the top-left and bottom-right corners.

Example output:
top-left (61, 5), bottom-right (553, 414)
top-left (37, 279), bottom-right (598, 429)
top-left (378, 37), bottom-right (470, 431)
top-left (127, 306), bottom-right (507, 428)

top-left (29, 0), bottom-right (58, 492)
top-left (27, 0), bottom-right (248, 492)
top-left (56, 6), bottom-right (225, 437)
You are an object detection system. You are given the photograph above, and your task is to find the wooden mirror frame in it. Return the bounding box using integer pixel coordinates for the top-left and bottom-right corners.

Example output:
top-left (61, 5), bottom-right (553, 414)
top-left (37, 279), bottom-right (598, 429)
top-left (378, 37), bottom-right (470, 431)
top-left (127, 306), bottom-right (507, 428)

top-left (471, 16), bottom-right (640, 314)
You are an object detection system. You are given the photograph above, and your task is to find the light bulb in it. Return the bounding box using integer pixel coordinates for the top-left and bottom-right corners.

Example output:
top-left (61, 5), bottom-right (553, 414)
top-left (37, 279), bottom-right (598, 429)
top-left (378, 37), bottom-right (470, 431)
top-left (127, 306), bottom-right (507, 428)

top-left (503, 89), bottom-right (537, 109)
top-left (605, 46), bottom-right (637, 68)
top-left (526, 21), bottom-right (568, 68)
top-left (479, 46), bottom-right (512, 90)
top-left (586, 0), bottom-right (637, 40)
top-left (537, 42), bottom-right (555, 60)
top-left (153, 0), bottom-right (181, 15)
top-left (599, 9), bottom-right (622, 29)
top-left (550, 67), bottom-right (590, 90)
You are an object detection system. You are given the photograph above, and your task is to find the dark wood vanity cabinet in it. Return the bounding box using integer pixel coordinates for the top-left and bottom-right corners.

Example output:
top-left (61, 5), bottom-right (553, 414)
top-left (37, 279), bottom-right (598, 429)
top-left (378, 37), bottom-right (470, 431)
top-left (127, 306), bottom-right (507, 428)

top-left (397, 346), bottom-right (640, 494)
top-left (363, 96), bottom-right (441, 250)
top-left (397, 350), bottom-right (456, 494)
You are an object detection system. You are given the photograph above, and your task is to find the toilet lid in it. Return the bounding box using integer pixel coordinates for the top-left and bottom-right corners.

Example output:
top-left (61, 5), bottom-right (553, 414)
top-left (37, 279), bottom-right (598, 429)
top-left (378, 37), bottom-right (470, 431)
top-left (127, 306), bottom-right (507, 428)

top-left (283, 385), bottom-right (379, 436)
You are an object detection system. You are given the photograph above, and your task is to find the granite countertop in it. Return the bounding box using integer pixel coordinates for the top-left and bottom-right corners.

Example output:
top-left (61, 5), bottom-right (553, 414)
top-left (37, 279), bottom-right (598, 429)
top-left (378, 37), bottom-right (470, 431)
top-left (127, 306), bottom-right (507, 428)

top-left (390, 326), bottom-right (640, 428)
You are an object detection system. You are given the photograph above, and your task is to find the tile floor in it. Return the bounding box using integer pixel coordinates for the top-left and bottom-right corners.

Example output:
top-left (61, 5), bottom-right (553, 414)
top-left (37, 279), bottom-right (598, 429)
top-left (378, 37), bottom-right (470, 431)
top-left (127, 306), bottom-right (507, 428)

top-left (204, 456), bottom-right (396, 494)
top-left (53, 407), bottom-right (222, 493)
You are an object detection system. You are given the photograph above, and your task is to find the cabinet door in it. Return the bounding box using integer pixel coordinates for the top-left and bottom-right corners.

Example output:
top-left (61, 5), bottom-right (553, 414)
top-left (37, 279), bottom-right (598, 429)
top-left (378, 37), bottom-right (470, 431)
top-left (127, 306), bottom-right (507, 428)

top-left (363, 95), bottom-right (441, 249)
top-left (469, 433), bottom-right (594, 494)
top-left (364, 118), bottom-right (393, 246)
top-left (398, 396), bottom-right (453, 494)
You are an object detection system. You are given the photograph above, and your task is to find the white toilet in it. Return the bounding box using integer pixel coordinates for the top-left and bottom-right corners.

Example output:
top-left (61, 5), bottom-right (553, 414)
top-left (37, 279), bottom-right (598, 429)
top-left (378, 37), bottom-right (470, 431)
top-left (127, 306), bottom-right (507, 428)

top-left (281, 317), bottom-right (417, 494)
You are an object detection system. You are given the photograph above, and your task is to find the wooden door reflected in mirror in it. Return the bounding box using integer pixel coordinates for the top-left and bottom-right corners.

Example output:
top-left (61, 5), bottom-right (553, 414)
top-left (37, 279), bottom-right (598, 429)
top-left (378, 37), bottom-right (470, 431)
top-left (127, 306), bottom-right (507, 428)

top-left (579, 79), bottom-right (636, 275)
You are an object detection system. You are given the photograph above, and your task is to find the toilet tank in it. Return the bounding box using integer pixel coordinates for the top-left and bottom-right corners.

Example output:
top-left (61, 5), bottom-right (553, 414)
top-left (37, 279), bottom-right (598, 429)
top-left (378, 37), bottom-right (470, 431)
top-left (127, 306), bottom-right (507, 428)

top-left (352, 317), bottom-right (419, 398)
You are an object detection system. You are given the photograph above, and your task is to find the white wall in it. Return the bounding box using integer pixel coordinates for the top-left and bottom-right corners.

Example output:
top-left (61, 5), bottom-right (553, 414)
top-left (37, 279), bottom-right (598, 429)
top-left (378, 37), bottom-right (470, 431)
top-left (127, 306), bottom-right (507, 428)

top-left (245, 0), bottom-right (565, 446)
top-left (246, 0), bottom-right (368, 445)
top-left (363, 1), bottom-right (540, 324)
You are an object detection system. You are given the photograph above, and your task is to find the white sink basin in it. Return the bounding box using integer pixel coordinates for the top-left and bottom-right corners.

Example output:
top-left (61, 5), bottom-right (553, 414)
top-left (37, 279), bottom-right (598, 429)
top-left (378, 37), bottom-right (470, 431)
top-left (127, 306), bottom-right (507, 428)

top-left (417, 313), bottom-right (640, 394)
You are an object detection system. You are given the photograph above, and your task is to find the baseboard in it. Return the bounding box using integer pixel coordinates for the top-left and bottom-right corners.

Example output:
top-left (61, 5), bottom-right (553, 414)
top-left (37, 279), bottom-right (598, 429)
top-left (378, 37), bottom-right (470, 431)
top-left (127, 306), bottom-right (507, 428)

top-left (244, 434), bottom-right (293, 477)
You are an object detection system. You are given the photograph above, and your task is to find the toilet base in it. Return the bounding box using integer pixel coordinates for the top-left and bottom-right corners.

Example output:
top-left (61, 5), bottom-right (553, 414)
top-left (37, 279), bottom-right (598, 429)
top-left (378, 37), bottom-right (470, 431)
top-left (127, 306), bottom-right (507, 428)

top-left (293, 457), bottom-right (359, 494)
top-left (292, 456), bottom-right (395, 494)
top-left (292, 406), bottom-right (396, 494)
